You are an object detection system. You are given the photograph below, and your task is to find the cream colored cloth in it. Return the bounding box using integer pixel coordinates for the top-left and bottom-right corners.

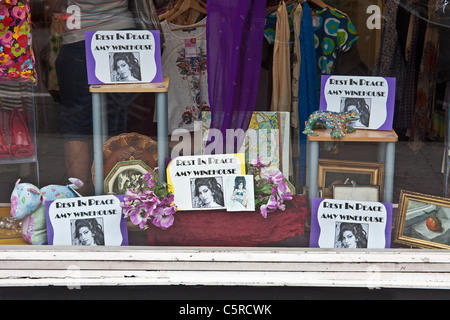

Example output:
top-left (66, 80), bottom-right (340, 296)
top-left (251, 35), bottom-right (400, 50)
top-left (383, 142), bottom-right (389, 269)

top-left (271, 1), bottom-right (291, 112)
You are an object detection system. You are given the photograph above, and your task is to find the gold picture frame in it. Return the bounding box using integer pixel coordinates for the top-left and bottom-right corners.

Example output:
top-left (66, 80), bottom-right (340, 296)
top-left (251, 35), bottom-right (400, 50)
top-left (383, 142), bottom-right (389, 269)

top-left (318, 159), bottom-right (384, 200)
top-left (104, 160), bottom-right (157, 195)
top-left (394, 190), bottom-right (450, 249)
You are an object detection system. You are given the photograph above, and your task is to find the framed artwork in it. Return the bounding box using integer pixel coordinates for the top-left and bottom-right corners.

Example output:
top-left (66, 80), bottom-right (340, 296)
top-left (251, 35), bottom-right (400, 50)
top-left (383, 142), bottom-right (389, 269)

top-left (190, 176), bottom-right (226, 210)
top-left (104, 160), bottom-right (156, 195)
top-left (332, 184), bottom-right (380, 202)
top-left (394, 190), bottom-right (450, 249)
top-left (318, 159), bottom-right (384, 200)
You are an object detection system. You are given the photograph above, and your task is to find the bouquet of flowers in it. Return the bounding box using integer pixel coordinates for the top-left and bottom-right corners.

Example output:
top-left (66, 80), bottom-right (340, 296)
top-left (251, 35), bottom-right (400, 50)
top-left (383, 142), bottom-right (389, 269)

top-left (247, 156), bottom-right (293, 218)
top-left (121, 170), bottom-right (177, 230)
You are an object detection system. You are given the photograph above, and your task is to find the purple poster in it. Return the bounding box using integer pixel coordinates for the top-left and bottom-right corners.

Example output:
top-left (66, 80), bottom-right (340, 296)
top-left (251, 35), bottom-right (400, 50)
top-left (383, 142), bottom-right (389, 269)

top-left (45, 195), bottom-right (128, 246)
top-left (310, 198), bottom-right (392, 248)
top-left (319, 75), bottom-right (396, 131)
top-left (85, 30), bottom-right (163, 85)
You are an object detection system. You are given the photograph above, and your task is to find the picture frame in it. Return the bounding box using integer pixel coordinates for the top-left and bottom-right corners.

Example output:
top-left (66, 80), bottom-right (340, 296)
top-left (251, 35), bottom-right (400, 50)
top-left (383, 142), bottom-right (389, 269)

top-left (394, 190), bottom-right (450, 249)
top-left (190, 176), bottom-right (226, 210)
top-left (318, 159), bottom-right (384, 200)
top-left (104, 160), bottom-right (157, 195)
top-left (332, 184), bottom-right (380, 202)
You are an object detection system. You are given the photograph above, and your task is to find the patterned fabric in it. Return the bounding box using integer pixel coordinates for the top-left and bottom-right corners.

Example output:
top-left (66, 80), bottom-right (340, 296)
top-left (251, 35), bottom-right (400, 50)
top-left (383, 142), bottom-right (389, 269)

top-left (411, 0), bottom-right (440, 141)
top-left (396, 12), bottom-right (420, 130)
top-left (372, 0), bottom-right (405, 100)
top-left (160, 18), bottom-right (209, 133)
top-left (47, 13), bottom-right (64, 91)
top-left (291, 3), bottom-right (303, 129)
top-left (64, 0), bottom-right (136, 44)
top-left (0, 0), bottom-right (37, 84)
top-left (264, 3), bottom-right (296, 45)
top-left (311, 7), bottom-right (359, 76)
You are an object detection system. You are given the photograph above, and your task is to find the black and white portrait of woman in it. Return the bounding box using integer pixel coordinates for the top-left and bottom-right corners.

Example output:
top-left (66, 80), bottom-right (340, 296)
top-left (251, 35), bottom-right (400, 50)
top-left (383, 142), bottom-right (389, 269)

top-left (110, 52), bottom-right (142, 82)
top-left (191, 177), bottom-right (225, 209)
top-left (341, 97), bottom-right (371, 127)
top-left (72, 218), bottom-right (105, 246)
top-left (335, 222), bottom-right (368, 248)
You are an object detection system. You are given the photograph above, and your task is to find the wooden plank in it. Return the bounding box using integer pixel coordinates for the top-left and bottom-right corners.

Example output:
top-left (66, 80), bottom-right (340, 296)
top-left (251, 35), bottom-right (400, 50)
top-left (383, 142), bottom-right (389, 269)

top-left (0, 270), bottom-right (448, 289)
top-left (0, 247), bottom-right (448, 264)
top-left (89, 77), bottom-right (170, 93)
top-left (0, 260), bottom-right (448, 273)
top-left (0, 247), bottom-right (447, 288)
top-left (306, 128), bottom-right (398, 142)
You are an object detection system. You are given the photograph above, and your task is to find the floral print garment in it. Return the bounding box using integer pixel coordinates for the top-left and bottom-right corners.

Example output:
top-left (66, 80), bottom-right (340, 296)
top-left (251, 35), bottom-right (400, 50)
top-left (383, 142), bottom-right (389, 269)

top-left (160, 19), bottom-right (210, 133)
top-left (312, 7), bottom-right (358, 76)
top-left (0, 0), bottom-right (37, 84)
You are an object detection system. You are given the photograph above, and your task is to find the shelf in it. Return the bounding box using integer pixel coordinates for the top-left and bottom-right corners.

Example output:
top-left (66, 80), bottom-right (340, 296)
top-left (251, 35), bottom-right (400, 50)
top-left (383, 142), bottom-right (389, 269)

top-left (306, 128), bottom-right (398, 142)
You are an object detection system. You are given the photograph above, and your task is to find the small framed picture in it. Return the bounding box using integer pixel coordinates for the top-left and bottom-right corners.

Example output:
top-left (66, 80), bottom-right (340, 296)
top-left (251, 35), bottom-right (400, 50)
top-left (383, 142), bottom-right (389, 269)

top-left (332, 185), bottom-right (380, 202)
top-left (190, 176), bottom-right (225, 210)
top-left (318, 159), bottom-right (384, 199)
top-left (225, 175), bottom-right (255, 212)
top-left (104, 160), bottom-right (156, 195)
top-left (394, 190), bottom-right (450, 249)
top-left (109, 52), bottom-right (142, 82)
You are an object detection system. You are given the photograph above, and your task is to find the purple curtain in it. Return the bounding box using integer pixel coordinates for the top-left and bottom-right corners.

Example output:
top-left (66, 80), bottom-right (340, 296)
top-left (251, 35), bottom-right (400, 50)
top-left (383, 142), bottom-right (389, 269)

top-left (206, 0), bottom-right (265, 153)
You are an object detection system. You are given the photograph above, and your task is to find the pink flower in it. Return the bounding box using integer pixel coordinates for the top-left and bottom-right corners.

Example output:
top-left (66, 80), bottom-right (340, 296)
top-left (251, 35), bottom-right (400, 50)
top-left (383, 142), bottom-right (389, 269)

top-left (152, 206), bottom-right (176, 229)
top-left (129, 206), bottom-right (150, 229)
top-left (0, 30), bottom-right (13, 46)
top-left (260, 195), bottom-right (278, 218)
top-left (11, 6), bottom-right (26, 20)
top-left (121, 171), bottom-right (177, 230)
top-left (250, 156), bottom-right (268, 169)
top-left (0, 5), bottom-right (10, 18)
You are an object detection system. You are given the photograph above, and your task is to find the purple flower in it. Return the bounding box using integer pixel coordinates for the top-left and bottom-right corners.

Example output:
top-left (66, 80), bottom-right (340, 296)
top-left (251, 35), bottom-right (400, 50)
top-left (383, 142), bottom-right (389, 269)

top-left (250, 156), bottom-right (268, 169)
top-left (152, 206), bottom-right (176, 229)
top-left (260, 195), bottom-right (278, 218)
top-left (121, 171), bottom-right (177, 230)
top-left (129, 206), bottom-right (151, 229)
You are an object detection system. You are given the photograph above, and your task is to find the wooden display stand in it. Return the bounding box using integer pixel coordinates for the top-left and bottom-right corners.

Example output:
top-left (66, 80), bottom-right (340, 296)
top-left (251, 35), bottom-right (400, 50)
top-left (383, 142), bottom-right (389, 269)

top-left (90, 78), bottom-right (169, 195)
top-left (306, 128), bottom-right (398, 205)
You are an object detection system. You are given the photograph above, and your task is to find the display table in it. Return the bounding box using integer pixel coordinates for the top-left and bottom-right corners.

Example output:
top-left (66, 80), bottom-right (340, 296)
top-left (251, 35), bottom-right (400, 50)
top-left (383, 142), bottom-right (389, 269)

top-left (147, 195), bottom-right (310, 247)
top-left (306, 128), bottom-right (398, 205)
top-left (90, 78), bottom-right (169, 195)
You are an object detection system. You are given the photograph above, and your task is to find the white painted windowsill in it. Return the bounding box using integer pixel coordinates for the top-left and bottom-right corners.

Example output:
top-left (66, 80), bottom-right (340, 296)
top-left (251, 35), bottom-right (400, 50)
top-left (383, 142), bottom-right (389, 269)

top-left (0, 246), bottom-right (448, 289)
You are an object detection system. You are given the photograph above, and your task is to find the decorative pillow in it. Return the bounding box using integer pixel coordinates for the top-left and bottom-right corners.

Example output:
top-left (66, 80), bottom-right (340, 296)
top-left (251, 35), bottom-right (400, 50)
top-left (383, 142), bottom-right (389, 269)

top-left (0, 0), bottom-right (37, 84)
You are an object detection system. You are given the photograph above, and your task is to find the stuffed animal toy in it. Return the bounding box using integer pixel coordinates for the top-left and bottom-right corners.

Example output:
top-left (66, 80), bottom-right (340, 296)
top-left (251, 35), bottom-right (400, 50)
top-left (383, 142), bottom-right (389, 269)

top-left (10, 178), bottom-right (83, 245)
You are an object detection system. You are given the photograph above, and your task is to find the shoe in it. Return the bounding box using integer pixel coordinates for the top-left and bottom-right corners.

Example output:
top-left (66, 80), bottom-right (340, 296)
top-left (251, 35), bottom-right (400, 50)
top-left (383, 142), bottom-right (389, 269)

top-left (9, 107), bottom-right (33, 157)
top-left (0, 126), bottom-right (10, 158)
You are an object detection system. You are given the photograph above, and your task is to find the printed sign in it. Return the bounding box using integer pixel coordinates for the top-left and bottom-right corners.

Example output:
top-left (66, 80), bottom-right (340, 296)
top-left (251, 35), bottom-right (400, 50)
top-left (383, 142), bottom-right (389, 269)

top-left (310, 198), bottom-right (392, 248)
top-left (320, 75), bottom-right (396, 130)
top-left (46, 195), bottom-right (128, 246)
top-left (85, 30), bottom-right (163, 84)
top-left (167, 154), bottom-right (246, 211)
